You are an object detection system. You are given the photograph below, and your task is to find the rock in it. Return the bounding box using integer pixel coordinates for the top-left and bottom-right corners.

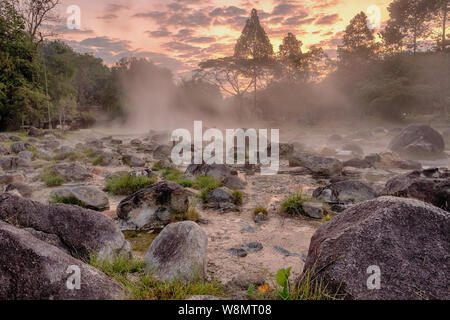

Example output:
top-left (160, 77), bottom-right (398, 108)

top-left (185, 164), bottom-right (237, 182)
top-left (122, 154), bottom-right (145, 167)
top-left (313, 180), bottom-right (377, 205)
top-left (222, 175), bottom-right (247, 190)
top-left (389, 124), bottom-right (445, 159)
top-left (110, 139), bottom-right (122, 145)
top-left (25, 227), bottom-right (70, 254)
top-left (86, 139), bottom-right (104, 149)
top-left (42, 140), bottom-right (60, 150)
top-left (18, 150), bottom-right (34, 161)
top-left (302, 197), bottom-right (450, 300)
top-left (36, 149), bottom-right (53, 160)
top-left (117, 181), bottom-right (189, 231)
top-left (94, 151), bottom-right (121, 166)
top-left (4, 182), bottom-right (33, 198)
top-left (229, 273), bottom-right (266, 290)
top-left (342, 143), bottom-right (364, 157)
top-left (8, 134), bottom-right (21, 141)
top-left (373, 152), bottom-right (422, 170)
top-left (48, 163), bottom-right (93, 182)
top-left (254, 212), bottom-right (269, 223)
top-left (273, 246), bottom-right (300, 257)
top-left (0, 193), bottom-right (130, 260)
top-left (301, 156), bottom-right (343, 177)
top-left (241, 242), bottom-right (263, 253)
top-left (27, 126), bottom-right (45, 137)
top-left (153, 144), bottom-right (172, 160)
top-left (10, 141), bottom-right (30, 154)
top-left (130, 139), bottom-right (142, 146)
top-left (144, 221), bottom-right (207, 282)
top-left (204, 187), bottom-right (239, 211)
top-left (0, 142), bottom-right (8, 155)
top-left (228, 247), bottom-right (248, 257)
top-left (0, 221), bottom-right (122, 300)
top-left (382, 168), bottom-right (450, 211)
top-left (50, 186), bottom-right (110, 211)
top-left (0, 156), bottom-right (19, 170)
top-left (343, 158), bottom-right (372, 169)
top-left (301, 202), bottom-right (324, 219)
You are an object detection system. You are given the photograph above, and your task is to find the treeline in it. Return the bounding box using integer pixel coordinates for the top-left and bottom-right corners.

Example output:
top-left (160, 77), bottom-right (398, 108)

top-left (1, 0), bottom-right (449, 131)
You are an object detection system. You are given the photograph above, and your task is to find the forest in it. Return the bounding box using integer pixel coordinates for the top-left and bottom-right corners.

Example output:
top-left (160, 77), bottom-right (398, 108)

top-left (1, 0), bottom-right (450, 131)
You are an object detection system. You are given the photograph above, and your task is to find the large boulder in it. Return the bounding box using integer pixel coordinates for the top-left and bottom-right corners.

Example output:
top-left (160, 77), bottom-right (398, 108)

top-left (117, 181), bottom-right (189, 231)
top-left (313, 180), bottom-right (378, 205)
top-left (302, 197), bottom-right (450, 300)
top-left (389, 124), bottom-right (445, 159)
top-left (382, 168), bottom-right (450, 212)
top-left (0, 193), bottom-right (130, 260)
top-left (204, 187), bottom-right (239, 211)
top-left (27, 126), bottom-right (45, 137)
top-left (48, 163), bottom-right (93, 182)
top-left (153, 145), bottom-right (172, 160)
top-left (122, 154), bottom-right (145, 168)
top-left (50, 186), bottom-right (110, 211)
top-left (185, 163), bottom-right (237, 182)
top-left (10, 141), bottom-right (31, 154)
top-left (144, 221), bottom-right (208, 282)
top-left (289, 154), bottom-right (343, 177)
top-left (0, 221), bottom-right (122, 300)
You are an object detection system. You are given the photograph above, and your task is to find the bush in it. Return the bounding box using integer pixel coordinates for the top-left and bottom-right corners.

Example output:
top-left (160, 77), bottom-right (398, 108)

top-left (253, 206), bottom-right (268, 216)
top-left (161, 168), bottom-right (194, 187)
top-left (232, 190), bottom-right (243, 205)
top-left (41, 171), bottom-right (66, 187)
top-left (281, 194), bottom-right (307, 215)
top-left (105, 174), bottom-right (157, 195)
top-left (193, 176), bottom-right (221, 203)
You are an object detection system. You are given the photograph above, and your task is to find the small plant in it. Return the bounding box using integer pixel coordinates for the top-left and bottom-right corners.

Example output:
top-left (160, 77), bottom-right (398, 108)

top-left (281, 194), bottom-right (307, 215)
top-left (105, 174), bottom-right (157, 195)
top-left (40, 171), bottom-right (66, 187)
top-left (50, 195), bottom-right (85, 207)
top-left (232, 190), bottom-right (243, 205)
top-left (276, 267), bottom-right (292, 300)
top-left (151, 161), bottom-right (164, 171)
top-left (253, 205), bottom-right (268, 216)
top-left (194, 176), bottom-right (222, 203)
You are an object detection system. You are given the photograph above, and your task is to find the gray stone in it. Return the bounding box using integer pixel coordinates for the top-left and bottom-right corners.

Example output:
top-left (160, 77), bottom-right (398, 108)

top-left (302, 197), bottom-right (450, 300)
top-left (0, 221), bottom-right (122, 300)
top-left (0, 193), bottom-right (130, 260)
top-left (122, 154), bottom-right (145, 167)
top-left (51, 186), bottom-right (110, 211)
top-left (302, 202), bottom-right (324, 219)
top-left (144, 221), bottom-right (207, 282)
top-left (117, 181), bottom-right (189, 231)
top-left (48, 163), bottom-right (93, 182)
top-left (205, 187), bottom-right (239, 211)
top-left (10, 141), bottom-right (30, 154)
top-left (313, 180), bottom-right (377, 205)
top-left (389, 124), bottom-right (445, 159)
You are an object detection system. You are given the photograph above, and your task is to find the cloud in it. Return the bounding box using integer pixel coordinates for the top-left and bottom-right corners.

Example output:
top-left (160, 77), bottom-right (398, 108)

top-left (315, 14), bottom-right (341, 25)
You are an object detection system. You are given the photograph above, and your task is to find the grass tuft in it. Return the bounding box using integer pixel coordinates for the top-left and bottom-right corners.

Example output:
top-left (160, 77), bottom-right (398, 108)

top-left (231, 190), bottom-right (243, 205)
top-left (105, 174), bottom-right (157, 195)
top-left (253, 205), bottom-right (269, 216)
top-left (280, 194), bottom-right (311, 215)
top-left (40, 171), bottom-right (66, 187)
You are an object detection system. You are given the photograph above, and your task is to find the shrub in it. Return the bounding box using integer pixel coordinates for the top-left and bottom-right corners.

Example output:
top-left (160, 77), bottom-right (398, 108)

top-left (253, 206), bottom-right (269, 216)
top-left (40, 171), bottom-right (66, 187)
top-left (105, 174), bottom-right (157, 195)
top-left (232, 190), bottom-right (243, 205)
top-left (195, 176), bottom-right (222, 203)
top-left (50, 195), bottom-right (85, 207)
top-left (281, 194), bottom-right (309, 215)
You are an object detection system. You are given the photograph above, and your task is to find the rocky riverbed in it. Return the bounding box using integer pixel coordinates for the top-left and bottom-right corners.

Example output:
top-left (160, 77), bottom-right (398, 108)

top-left (0, 123), bottom-right (449, 300)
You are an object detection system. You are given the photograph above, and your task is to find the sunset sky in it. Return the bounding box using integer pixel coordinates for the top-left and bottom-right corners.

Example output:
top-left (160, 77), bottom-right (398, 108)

top-left (54, 0), bottom-right (392, 76)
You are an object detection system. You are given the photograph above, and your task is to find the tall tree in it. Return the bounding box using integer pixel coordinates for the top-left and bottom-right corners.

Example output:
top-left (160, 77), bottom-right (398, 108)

top-left (385, 0), bottom-right (436, 55)
top-left (338, 12), bottom-right (379, 66)
top-left (234, 9), bottom-right (274, 112)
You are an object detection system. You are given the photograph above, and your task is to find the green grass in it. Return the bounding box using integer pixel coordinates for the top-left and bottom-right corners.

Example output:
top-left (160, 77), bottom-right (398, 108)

top-left (193, 176), bottom-right (222, 203)
top-left (231, 190), bottom-right (243, 205)
top-left (253, 205), bottom-right (269, 216)
top-left (280, 194), bottom-right (312, 215)
top-left (151, 161), bottom-right (164, 171)
top-left (90, 255), bottom-right (227, 300)
top-left (50, 195), bottom-right (85, 207)
top-left (105, 174), bottom-right (158, 195)
top-left (123, 231), bottom-right (159, 255)
top-left (162, 169), bottom-right (194, 188)
top-left (40, 170), bottom-right (66, 187)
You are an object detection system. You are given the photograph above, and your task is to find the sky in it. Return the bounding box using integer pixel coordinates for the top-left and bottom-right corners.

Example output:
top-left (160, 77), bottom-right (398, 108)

top-left (53, 0), bottom-right (392, 76)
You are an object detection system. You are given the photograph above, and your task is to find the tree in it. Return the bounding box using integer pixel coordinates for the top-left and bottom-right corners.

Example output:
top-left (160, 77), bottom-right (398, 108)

top-left (196, 57), bottom-right (254, 111)
top-left (384, 0), bottom-right (436, 55)
top-left (430, 0), bottom-right (450, 51)
top-left (234, 9), bottom-right (274, 111)
top-left (338, 12), bottom-right (379, 66)
top-left (0, 1), bottom-right (45, 129)
top-left (12, 0), bottom-right (60, 41)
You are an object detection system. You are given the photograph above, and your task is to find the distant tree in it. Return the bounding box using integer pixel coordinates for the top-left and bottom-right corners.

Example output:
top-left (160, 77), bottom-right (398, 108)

top-left (234, 9), bottom-right (274, 112)
top-left (384, 0), bottom-right (436, 55)
top-left (11, 0), bottom-right (60, 41)
top-left (338, 12), bottom-right (379, 66)
top-left (430, 0), bottom-right (450, 51)
top-left (196, 57), bottom-right (254, 110)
